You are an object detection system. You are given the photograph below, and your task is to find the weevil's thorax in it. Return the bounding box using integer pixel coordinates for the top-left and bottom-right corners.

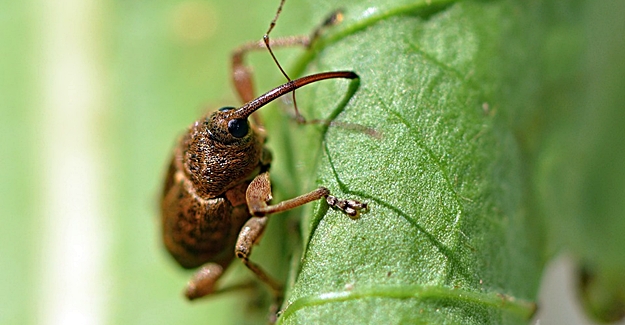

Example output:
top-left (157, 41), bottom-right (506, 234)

top-left (181, 110), bottom-right (263, 198)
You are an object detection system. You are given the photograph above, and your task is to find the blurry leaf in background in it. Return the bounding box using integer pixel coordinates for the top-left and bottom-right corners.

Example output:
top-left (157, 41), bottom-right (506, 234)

top-left (534, 1), bottom-right (625, 322)
top-left (0, 1), bottom-right (39, 323)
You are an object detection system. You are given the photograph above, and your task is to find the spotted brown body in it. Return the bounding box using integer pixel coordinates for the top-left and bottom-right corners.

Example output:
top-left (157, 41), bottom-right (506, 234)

top-left (162, 106), bottom-right (269, 270)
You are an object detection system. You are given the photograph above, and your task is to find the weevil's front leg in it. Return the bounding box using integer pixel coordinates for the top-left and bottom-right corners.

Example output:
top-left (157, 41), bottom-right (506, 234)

top-left (234, 216), bottom-right (283, 300)
top-left (246, 171), bottom-right (368, 219)
top-left (235, 171), bottom-right (367, 316)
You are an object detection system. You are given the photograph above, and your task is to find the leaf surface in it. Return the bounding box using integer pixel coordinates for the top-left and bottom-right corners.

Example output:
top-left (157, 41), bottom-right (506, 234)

top-left (270, 1), bottom-right (543, 323)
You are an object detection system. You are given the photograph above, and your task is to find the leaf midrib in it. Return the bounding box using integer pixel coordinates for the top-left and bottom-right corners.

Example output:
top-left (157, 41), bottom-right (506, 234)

top-left (278, 284), bottom-right (537, 323)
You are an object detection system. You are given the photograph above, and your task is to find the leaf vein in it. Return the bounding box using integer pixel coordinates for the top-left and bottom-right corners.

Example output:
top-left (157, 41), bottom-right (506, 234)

top-left (279, 285), bottom-right (537, 323)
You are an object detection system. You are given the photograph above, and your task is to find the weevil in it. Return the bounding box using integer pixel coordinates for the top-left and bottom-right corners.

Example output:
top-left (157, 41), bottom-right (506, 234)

top-left (160, 0), bottom-right (366, 304)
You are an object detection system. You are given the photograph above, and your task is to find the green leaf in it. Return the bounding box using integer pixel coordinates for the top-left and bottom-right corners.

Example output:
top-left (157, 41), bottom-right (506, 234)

top-left (269, 1), bottom-right (544, 323)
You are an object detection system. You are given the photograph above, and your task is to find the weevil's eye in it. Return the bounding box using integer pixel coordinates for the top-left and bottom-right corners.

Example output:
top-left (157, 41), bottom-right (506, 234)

top-left (218, 106), bottom-right (236, 112)
top-left (227, 118), bottom-right (249, 138)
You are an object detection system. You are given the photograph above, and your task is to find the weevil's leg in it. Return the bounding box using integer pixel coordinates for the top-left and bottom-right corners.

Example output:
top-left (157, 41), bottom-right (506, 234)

top-left (265, 0), bottom-right (343, 47)
top-left (184, 261), bottom-right (254, 300)
top-left (185, 263), bottom-right (223, 299)
top-left (247, 172), bottom-right (367, 219)
top-left (231, 36), bottom-right (309, 105)
top-left (263, 6), bottom-right (345, 123)
top-left (235, 171), bottom-right (367, 316)
top-left (234, 216), bottom-right (283, 301)
top-left (263, 0), bottom-right (344, 80)
top-left (308, 9), bottom-right (344, 46)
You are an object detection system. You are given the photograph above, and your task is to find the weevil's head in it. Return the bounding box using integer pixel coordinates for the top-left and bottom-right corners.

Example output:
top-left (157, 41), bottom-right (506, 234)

top-left (180, 106), bottom-right (264, 198)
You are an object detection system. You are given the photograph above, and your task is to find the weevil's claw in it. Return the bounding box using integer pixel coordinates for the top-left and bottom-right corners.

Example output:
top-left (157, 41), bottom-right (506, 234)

top-left (325, 195), bottom-right (368, 219)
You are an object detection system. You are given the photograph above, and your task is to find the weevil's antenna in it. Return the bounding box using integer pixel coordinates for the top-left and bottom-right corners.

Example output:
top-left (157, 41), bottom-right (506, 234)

top-left (263, 0), bottom-right (307, 123)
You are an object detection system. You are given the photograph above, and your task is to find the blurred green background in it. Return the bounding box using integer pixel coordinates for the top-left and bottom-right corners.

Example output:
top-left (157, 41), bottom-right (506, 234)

top-left (1, 0), bottom-right (624, 324)
top-left (1, 0), bottom-right (311, 324)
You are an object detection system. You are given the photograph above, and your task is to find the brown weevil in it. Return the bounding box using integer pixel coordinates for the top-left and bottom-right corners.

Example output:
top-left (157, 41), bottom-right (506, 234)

top-left (160, 0), bottom-right (366, 307)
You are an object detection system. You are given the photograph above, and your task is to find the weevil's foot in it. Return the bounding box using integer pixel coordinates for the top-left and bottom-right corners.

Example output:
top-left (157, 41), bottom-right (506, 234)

top-left (266, 289), bottom-right (285, 324)
top-left (268, 303), bottom-right (279, 324)
top-left (325, 195), bottom-right (368, 219)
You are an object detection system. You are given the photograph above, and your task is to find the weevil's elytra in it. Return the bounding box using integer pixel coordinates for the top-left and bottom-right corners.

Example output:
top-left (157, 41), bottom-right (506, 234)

top-left (160, 0), bottom-right (367, 313)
